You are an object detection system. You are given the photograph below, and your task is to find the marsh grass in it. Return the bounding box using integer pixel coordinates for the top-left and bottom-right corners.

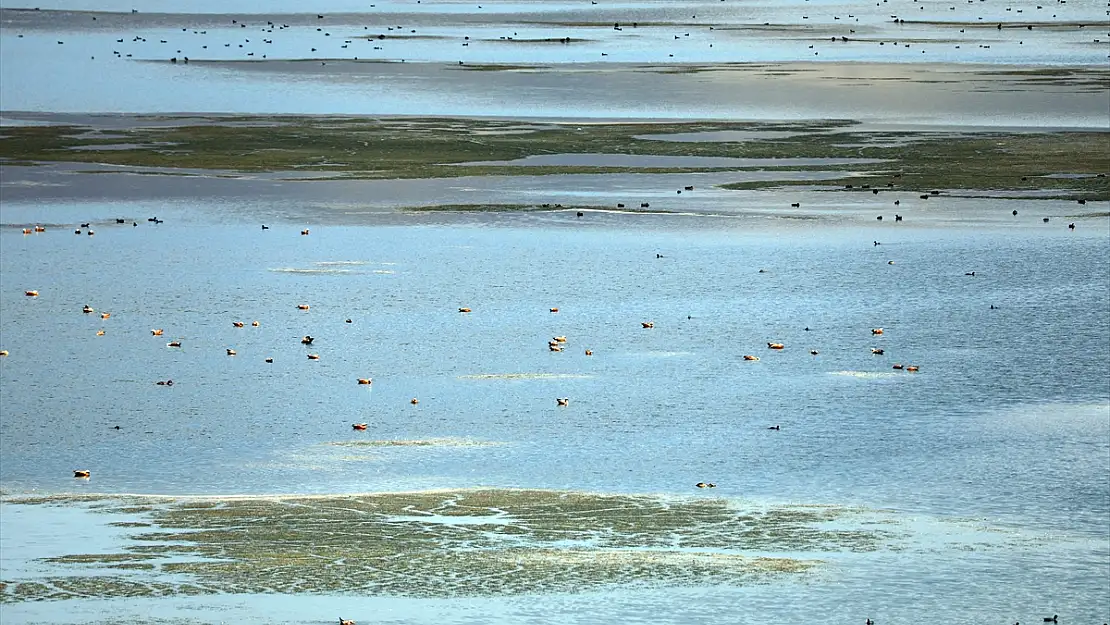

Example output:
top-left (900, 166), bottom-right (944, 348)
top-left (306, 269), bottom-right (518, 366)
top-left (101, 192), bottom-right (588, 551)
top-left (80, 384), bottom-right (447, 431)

top-left (1, 117), bottom-right (1106, 199)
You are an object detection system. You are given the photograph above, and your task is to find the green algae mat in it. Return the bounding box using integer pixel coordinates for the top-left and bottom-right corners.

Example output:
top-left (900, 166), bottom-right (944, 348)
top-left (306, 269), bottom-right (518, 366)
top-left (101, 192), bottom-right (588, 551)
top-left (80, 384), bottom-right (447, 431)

top-left (2, 489), bottom-right (905, 603)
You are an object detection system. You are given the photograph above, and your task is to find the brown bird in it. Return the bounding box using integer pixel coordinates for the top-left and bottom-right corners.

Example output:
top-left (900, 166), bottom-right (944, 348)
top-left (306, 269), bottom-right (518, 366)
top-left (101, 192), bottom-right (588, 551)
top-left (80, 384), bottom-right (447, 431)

top-left (458, 307), bottom-right (472, 313)
top-left (73, 470), bottom-right (90, 478)
top-left (351, 424), bottom-right (367, 431)
top-left (151, 329), bottom-right (164, 336)
top-left (357, 378), bottom-right (372, 385)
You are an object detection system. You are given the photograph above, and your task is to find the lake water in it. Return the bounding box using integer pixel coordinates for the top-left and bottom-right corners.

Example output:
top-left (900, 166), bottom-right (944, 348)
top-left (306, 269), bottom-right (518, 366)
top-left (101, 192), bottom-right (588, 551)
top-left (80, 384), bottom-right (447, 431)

top-left (1, 198), bottom-right (1108, 623)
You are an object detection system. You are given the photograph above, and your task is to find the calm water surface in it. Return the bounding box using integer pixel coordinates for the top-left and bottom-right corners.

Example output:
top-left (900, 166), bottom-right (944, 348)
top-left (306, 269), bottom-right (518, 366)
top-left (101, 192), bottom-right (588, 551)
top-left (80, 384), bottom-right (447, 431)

top-left (0, 200), bottom-right (1107, 622)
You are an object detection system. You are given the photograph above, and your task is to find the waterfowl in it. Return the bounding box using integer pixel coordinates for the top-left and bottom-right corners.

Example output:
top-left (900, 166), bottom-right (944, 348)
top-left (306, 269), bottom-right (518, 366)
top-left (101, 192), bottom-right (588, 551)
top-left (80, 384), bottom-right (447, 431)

top-left (307, 354), bottom-right (320, 360)
top-left (167, 341), bottom-right (182, 348)
top-left (1068, 223), bottom-right (1075, 230)
top-left (410, 398), bottom-right (419, 405)
top-left (1043, 617), bottom-right (1057, 623)
top-left (155, 380), bottom-right (174, 386)
top-left (553, 336), bottom-right (567, 343)
top-left (965, 271), bottom-right (976, 276)
top-left (892, 363), bottom-right (904, 370)
top-left (458, 307), bottom-right (471, 313)
top-left (88, 230), bottom-right (95, 236)
top-left (34, 225), bottom-right (45, 232)
top-left (357, 378), bottom-right (372, 385)
top-left (866, 620), bottom-right (874, 625)
top-left (695, 482), bottom-right (708, 488)
top-left (767, 342), bottom-right (784, 350)
top-left (351, 423), bottom-right (367, 431)
top-left (871, 348), bottom-right (884, 355)
top-left (549, 344), bottom-right (563, 352)
top-left (101, 312), bottom-right (111, 319)
top-left (83, 305), bottom-right (94, 313)
top-left (297, 304), bottom-right (310, 310)
top-left (252, 321), bottom-right (260, 327)
top-left (906, 365), bottom-right (919, 372)
top-left (233, 321), bottom-right (244, 328)
top-left (301, 229), bottom-right (310, 235)
top-left (151, 329), bottom-right (163, 336)
top-left (226, 348), bottom-right (237, 355)
top-left (345, 319), bottom-right (352, 323)
top-left (301, 336), bottom-right (314, 345)
top-left (768, 425), bottom-right (780, 430)
top-left (22, 228), bottom-right (32, 235)
top-left (265, 358), bottom-right (273, 363)
top-left (73, 470), bottom-right (91, 478)
top-left (550, 308), bottom-right (559, 313)
top-left (556, 397), bottom-right (569, 406)
top-left (642, 322), bottom-right (654, 328)
top-left (96, 330), bottom-right (105, 336)
top-left (743, 355), bottom-right (760, 361)
top-left (0, 350), bottom-right (8, 357)
top-left (584, 349), bottom-right (593, 356)
top-left (871, 328), bottom-right (883, 335)
top-left (810, 350), bottom-right (819, 356)
top-left (340, 619), bottom-right (356, 625)
top-left (25, 290), bottom-right (39, 297)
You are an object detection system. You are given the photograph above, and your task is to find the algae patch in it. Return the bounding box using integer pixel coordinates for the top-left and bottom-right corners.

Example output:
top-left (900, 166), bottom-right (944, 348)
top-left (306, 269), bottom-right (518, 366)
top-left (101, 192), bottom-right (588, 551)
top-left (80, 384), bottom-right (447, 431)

top-left (2, 489), bottom-right (903, 603)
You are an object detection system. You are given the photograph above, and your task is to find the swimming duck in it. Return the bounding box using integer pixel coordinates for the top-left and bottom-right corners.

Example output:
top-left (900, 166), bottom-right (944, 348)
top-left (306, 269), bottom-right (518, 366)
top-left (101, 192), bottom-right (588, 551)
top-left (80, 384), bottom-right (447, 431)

top-left (641, 322), bottom-right (654, 328)
top-left (696, 482), bottom-right (708, 488)
top-left (357, 378), bottom-right (372, 385)
top-left (871, 328), bottom-right (883, 335)
top-left (83, 305), bottom-right (94, 313)
top-left (307, 354), bottom-right (320, 360)
top-left (549, 344), bottom-right (563, 352)
top-left (73, 470), bottom-right (91, 478)
top-left (1043, 617), bottom-right (1057, 624)
top-left (556, 398), bottom-right (569, 406)
top-left (743, 355), bottom-right (760, 361)
top-left (265, 358), bottom-right (273, 363)
top-left (101, 312), bottom-right (111, 319)
top-left (151, 329), bottom-right (163, 336)
top-left (905, 365), bottom-right (919, 372)
top-left (892, 364), bottom-right (904, 370)
top-left (351, 424), bottom-right (367, 431)
top-left (767, 342), bottom-right (784, 350)
top-left (167, 341), bottom-right (182, 348)
top-left (301, 336), bottom-right (314, 345)
top-left (871, 348), bottom-right (884, 355)
top-left (550, 307), bottom-right (559, 313)
top-left (226, 348), bottom-right (236, 356)
top-left (553, 336), bottom-right (567, 343)
top-left (768, 425), bottom-right (780, 430)
top-left (301, 229), bottom-right (310, 235)
top-left (0, 350), bottom-right (8, 357)
top-left (585, 349), bottom-right (593, 356)
top-left (96, 330), bottom-right (105, 336)
top-left (25, 290), bottom-right (39, 297)
top-left (810, 350), bottom-right (819, 356)
top-left (458, 307), bottom-right (472, 313)
top-left (233, 321), bottom-right (244, 328)
top-left (410, 398), bottom-right (419, 405)
top-left (340, 619), bottom-right (356, 625)
top-left (297, 304), bottom-right (310, 310)
top-left (252, 321), bottom-right (260, 327)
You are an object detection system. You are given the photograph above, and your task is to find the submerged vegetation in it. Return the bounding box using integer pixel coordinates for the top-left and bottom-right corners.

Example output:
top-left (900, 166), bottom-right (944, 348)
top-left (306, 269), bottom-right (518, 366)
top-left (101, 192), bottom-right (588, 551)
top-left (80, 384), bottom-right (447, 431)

top-left (1, 489), bottom-right (904, 603)
top-left (1, 116), bottom-right (1106, 199)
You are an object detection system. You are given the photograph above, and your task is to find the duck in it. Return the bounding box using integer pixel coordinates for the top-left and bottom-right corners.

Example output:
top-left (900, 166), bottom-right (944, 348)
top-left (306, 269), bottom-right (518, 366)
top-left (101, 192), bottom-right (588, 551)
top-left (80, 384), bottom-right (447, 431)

top-left (0, 350), bottom-right (8, 357)
top-left (155, 380), bottom-right (174, 386)
top-left (233, 321), bottom-right (244, 328)
top-left (871, 348), bottom-right (885, 355)
top-left (340, 619), bottom-right (356, 625)
top-left (1043, 617), bottom-right (1057, 624)
top-left (767, 342), bottom-right (784, 350)
top-left (151, 329), bottom-right (164, 336)
top-left (584, 349), bottom-right (593, 356)
top-left (301, 336), bottom-right (314, 345)
top-left (351, 424), bottom-right (367, 431)
top-left (101, 312), bottom-right (111, 319)
top-left (73, 470), bottom-right (91, 478)
top-left (167, 341), bottom-right (182, 348)
top-left (345, 319), bottom-right (352, 323)
top-left (226, 348), bottom-right (236, 356)
top-left (458, 307), bottom-right (472, 313)
top-left (549, 344), bottom-right (563, 352)
top-left (307, 354), bottom-right (320, 360)
top-left (743, 355), bottom-right (760, 361)
top-left (768, 425), bottom-right (780, 430)
top-left (410, 398), bottom-right (419, 405)
top-left (96, 330), bottom-right (105, 336)
top-left (906, 365), bottom-right (919, 372)
top-left (556, 398), bottom-right (569, 406)
top-left (301, 229), bottom-right (310, 235)
top-left (265, 358), bottom-right (274, 363)
top-left (553, 336), bottom-right (567, 343)
top-left (871, 328), bottom-right (883, 335)
top-left (82, 305), bottom-right (94, 313)
top-left (696, 482), bottom-right (708, 488)
top-left (810, 350), bottom-right (819, 356)
top-left (297, 304), bottom-right (310, 310)
top-left (550, 307), bottom-right (559, 313)
top-left (357, 378), bottom-right (372, 385)
top-left (641, 321), bottom-right (654, 328)
top-left (252, 321), bottom-right (260, 327)
top-left (892, 363), bottom-right (904, 370)
top-left (25, 290), bottom-right (39, 297)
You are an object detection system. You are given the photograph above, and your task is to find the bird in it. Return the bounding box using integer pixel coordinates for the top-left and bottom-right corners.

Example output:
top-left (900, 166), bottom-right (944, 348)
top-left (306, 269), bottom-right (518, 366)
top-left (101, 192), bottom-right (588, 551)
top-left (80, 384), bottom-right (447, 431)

top-left (151, 329), bottom-right (163, 336)
top-left (73, 470), bottom-right (91, 478)
top-left (83, 305), bottom-right (94, 313)
top-left (297, 304), bottom-right (310, 310)
top-left (768, 425), bottom-right (780, 430)
top-left (167, 341), bottom-right (182, 348)
top-left (1043, 617), bottom-right (1057, 623)
top-left (340, 619), bottom-right (356, 625)
top-left (410, 398), bottom-right (419, 405)
top-left (226, 348), bottom-right (236, 355)
top-left (301, 336), bottom-right (314, 345)
top-left (458, 307), bottom-right (471, 313)
top-left (307, 354), bottom-right (320, 360)
top-left (357, 378), bottom-right (372, 385)
top-left (556, 398), bottom-right (569, 406)
top-left (25, 290), bottom-right (39, 297)
top-left (743, 355), bottom-right (759, 361)
top-left (351, 424), bottom-right (367, 431)
top-left (641, 321), bottom-right (654, 328)
top-left (872, 328), bottom-right (883, 335)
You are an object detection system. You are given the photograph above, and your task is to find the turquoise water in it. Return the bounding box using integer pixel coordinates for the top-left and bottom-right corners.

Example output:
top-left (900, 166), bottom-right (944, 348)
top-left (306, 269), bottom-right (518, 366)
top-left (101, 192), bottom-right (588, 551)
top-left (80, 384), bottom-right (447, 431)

top-left (1, 202), bottom-right (1108, 622)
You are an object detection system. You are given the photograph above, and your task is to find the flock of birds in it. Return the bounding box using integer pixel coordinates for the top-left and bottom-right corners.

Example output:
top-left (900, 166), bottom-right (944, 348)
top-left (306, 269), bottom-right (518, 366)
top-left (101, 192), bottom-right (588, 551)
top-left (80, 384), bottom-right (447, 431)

top-left (12, 0), bottom-right (1108, 67)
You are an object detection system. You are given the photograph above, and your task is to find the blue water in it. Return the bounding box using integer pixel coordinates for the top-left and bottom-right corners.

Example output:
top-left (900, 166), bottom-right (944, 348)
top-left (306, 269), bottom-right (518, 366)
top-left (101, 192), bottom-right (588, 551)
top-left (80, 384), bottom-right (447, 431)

top-left (1, 202), bottom-right (1108, 622)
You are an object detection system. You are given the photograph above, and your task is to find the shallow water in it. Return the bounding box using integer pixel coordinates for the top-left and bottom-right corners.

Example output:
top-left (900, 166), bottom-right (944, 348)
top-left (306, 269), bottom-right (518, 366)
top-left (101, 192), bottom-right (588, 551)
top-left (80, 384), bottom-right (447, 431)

top-left (0, 199), bottom-right (1108, 622)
